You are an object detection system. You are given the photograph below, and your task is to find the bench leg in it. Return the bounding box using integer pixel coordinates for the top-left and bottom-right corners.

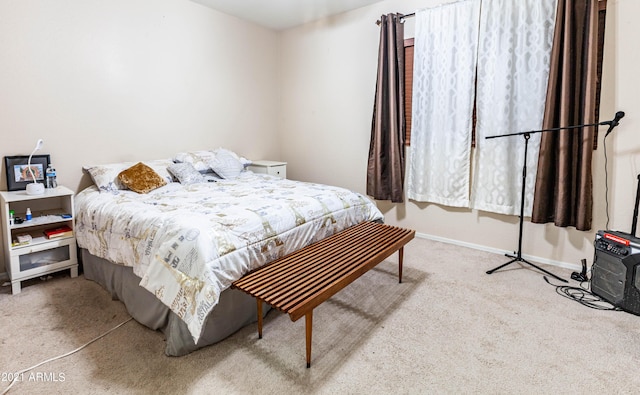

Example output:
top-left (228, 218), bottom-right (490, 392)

top-left (399, 246), bottom-right (404, 283)
top-left (257, 298), bottom-right (263, 339)
top-left (305, 311), bottom-right (313, 368)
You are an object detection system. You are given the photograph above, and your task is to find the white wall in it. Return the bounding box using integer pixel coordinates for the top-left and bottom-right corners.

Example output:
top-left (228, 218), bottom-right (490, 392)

top-left (279, 0), bottom-right (640, 269)
top-left (0, 0), bottom-right (281, 192)
top-left (0, 0), bottom-right (280, 273)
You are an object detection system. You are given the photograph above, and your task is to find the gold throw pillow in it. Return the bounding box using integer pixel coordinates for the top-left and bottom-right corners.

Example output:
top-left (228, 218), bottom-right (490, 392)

top-left (117, 162), bottom-right (167, 194)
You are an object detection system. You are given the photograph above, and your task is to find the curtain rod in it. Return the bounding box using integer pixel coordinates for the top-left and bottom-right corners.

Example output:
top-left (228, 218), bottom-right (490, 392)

top-left (375, 12), bottom-right (415, 26)
top-left (377, 0), bottom-right (606, 25)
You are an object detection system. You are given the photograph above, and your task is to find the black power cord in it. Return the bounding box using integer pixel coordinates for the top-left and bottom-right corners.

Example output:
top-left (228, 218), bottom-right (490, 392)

top-left (543, 271), bottom-right (622, 312)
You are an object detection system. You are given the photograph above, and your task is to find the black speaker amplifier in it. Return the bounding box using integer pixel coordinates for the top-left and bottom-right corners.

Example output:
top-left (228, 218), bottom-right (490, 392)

top-left (592, 230), bottom-right (640, 315)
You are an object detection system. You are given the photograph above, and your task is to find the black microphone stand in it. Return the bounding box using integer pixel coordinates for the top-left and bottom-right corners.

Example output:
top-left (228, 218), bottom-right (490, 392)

top-left (485, 113), bottom-right (624, 283)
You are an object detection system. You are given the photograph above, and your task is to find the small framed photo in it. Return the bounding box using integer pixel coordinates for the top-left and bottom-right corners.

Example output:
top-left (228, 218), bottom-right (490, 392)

top-left (4, 155), bottom-right (51, 191)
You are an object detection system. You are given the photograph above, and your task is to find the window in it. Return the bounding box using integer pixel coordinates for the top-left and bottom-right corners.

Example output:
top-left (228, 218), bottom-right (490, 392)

top-left (403, 38), bottom-right (414, 146)
top-left (403, 1), bottom-right (607, 148)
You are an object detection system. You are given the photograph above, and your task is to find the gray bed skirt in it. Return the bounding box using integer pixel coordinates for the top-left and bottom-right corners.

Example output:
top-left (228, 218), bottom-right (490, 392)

top-left (81, 248), bottom-right (269, 356)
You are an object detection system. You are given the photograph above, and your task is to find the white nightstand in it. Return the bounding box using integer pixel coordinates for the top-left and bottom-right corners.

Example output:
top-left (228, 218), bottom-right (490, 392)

top-left (0, 186), bottom-right (78, 294)
top-left (248, 160), bottom-right (287, 179)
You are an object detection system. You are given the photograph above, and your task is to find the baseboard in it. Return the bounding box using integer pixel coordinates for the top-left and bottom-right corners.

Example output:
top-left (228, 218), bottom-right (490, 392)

top-left (415, 232), bottom-right (582, 272)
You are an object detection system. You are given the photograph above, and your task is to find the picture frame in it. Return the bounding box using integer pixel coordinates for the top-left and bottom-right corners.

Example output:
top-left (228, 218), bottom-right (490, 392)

top-left (4, 155), bottom-right (51, 191)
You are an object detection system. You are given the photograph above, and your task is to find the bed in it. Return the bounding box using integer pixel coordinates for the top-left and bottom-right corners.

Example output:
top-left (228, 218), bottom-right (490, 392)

top-left (75, 152), bottom-right (383, 356)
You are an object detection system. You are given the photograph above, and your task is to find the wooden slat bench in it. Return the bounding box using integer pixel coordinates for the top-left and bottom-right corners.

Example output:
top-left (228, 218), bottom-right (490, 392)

top-left (232, 221), bottom-right (415, 368)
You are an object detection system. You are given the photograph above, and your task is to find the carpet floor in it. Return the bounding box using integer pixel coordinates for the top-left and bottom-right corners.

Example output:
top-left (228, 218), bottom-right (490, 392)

top-left (1, 236), bottom-right (639, 394)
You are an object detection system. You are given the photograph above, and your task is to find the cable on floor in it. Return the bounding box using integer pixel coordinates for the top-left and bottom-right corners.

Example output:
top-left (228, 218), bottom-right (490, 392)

top-left (543, 275), bottom-right (622, 312)
top-left (1, 317), bottom-right (133, 395)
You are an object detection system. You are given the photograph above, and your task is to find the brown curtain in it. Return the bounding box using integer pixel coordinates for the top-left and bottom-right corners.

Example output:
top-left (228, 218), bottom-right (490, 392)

top-left (367, 13), bottom-right (405, 203)
top-left (531, 0), bottom-right (601, 231)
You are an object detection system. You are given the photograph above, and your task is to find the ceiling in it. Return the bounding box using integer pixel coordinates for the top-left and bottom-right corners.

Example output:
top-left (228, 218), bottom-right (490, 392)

top-left (190, 0), bottom-right (386, 31)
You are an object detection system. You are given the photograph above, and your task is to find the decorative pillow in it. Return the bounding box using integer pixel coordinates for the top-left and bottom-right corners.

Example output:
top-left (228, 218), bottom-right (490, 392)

top-left (167, 162), bottom-right (206, 185)
top-left (207, 149), bottom-right (245, 179)
top-left (117, 162), bottom-right (167, 193)
top-left (173, 151), bottom-right (218, 172)
top-left (83, 162), bottom-right (130, 193)
top-left (213, 147), bottom-right (252, 167)
top-left (84, 159), bottom-right (173, 193)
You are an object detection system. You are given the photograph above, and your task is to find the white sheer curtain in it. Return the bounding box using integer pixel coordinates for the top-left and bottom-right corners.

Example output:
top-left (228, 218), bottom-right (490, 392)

top-left (406, 0), bottom-right (481, 207)
top-left (470, 0), bottom-right (558, 216)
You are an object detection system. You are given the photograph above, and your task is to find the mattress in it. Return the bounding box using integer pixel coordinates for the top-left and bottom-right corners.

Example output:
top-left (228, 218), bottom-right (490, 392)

top-left (75, 171), bottom-right (383, 344)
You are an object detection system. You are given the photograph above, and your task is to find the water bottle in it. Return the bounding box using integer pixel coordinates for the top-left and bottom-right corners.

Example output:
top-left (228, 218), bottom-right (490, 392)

top-left (46, 164), bottom-right (57, 188)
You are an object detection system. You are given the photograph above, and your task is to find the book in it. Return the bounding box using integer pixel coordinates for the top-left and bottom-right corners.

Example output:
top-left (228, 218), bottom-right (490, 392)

top-left (13, 234), bottom-right (33, 246)
top-left (44, 225), bottom-right (73, 239)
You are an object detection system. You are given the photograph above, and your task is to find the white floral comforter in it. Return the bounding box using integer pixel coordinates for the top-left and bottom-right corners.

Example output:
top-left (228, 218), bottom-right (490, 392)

top-left (75, 172), bottom-right (383, 342)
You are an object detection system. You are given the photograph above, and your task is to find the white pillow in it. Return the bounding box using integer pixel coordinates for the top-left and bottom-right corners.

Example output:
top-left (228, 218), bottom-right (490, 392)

top-left (207, 150), bottom-right (244, 179)
top-left (84, 159), bottom-right (173, 193)
top-left (167, 162), bottom-right (206, 185)
top-left (173, 151), bottom-right (217, 172)
top-left (213, 147), bottom-right (252, 167)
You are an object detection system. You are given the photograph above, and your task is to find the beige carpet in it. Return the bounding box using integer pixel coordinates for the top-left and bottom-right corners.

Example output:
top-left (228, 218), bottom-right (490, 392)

top-left (1, 237), bottom-right (639, 394)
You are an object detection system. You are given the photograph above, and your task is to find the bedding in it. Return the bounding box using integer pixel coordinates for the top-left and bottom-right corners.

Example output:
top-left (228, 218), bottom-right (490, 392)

top-left (75, 170), bottom-right (383, 347)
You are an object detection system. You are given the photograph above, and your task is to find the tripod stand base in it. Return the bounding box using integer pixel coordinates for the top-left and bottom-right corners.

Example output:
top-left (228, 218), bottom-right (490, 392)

top-left (486, 253), bottom-right (568, 283)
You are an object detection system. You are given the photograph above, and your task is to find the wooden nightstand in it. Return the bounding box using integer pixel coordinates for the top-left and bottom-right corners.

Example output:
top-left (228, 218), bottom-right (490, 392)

top-left (248, 160), bottom-right (287, 179)
top-left (0, 186), bottom-right (78, 294)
